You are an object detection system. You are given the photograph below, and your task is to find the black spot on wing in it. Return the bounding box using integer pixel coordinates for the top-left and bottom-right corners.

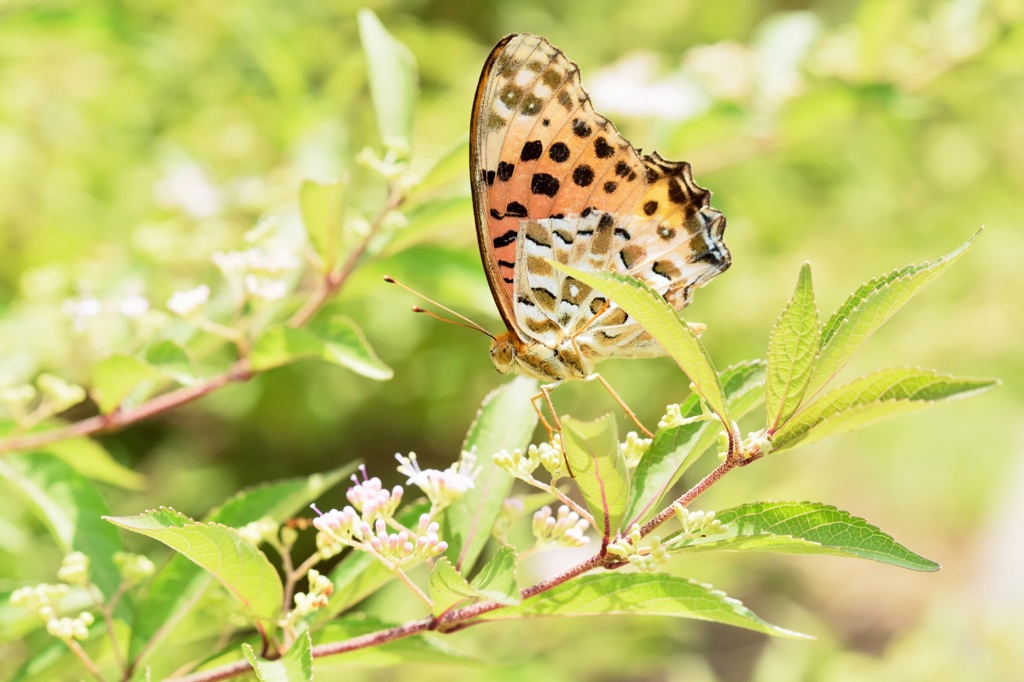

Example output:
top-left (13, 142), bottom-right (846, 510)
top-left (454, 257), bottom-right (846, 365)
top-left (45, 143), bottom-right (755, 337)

top-left (493, 230), bottom-right (517, 248)
top-left (521, 140), bottom-right (543, 162)
top-left (497, 162), bottom-right (515, 182)
top-left (531, 173), bottom-right (560, 197)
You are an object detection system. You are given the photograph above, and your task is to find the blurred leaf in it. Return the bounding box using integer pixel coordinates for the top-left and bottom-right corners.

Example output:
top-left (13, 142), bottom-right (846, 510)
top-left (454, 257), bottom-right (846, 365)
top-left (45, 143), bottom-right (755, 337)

top-left (44, 436), bottom-right (145, 490)
top-left (766, 263), bottom-right (818, 430)
top-left (772, 367), bottom-right (997, 452)
top-left (127, 468), bottom-right (350, 662)
top-left (552, 264), bottom-right (729, 423)
top-left (407, 139), bottom-right (469, 199)
top-left (668, 501), bottom-right (939, 571)
top-left (106, 509), bottom-right (284, 622)
top-left (357, 9), bottom-right (417, 145)
top-left (469, 545), bottom-right (519, 606)
top-left (429, 558), bottom-right (476, 616)
top-left (300, 179), bottom-right (345, 273)
top-left (625, 360), bottom-right (765, 528)
top-left (0, 454), bottom-right (123, 598)
top-left (480, 573), bottom-right (809, 639)
top-left (383, 196), bottom-right (473, 257)
top-left (561, 414), bottom-right (628, 536)
top-left (803, 231), bottom-right (981, 401)
top-left (91, 354), bottom-right (167, 414)
top-left (144, 340), bottom-right (197, 386)
top-left (308, 315), bottom-right (393, 380)
top-left (250, 327), bottom-right (324, 371)
top-left (243, 630), bottom-right (312, 682)
top-left (442, 377), bottom-right (538, 573)
top-left (250, 317), bottom-right (392, 380)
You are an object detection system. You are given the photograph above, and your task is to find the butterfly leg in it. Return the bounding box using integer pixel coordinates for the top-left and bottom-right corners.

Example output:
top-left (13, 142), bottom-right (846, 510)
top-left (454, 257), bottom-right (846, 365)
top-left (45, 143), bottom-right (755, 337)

top-left (587, 373), bottom-right (655, 438)
top-left (531, 382), bottom-right (576, 478)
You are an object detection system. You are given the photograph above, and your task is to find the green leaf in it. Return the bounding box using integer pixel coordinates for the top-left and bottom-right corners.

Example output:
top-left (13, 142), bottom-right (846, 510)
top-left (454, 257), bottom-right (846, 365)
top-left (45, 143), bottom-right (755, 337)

top-left (551, 264), bottom-right (729, 423)
top-left (127, 467), bottom-right (352, 662)
top-left (0, 454), bottom-right (123, 598)
top-left (91, 354), bottom-right (167, 413)
top-left (249, 327), bottom-right (323, 371)
top-left (429, 547), bottom-right (520, 617)
top-left (357, 9), bottom-right (417, 145)
top-left (300, 178), bottom-right (345, 272)
top-left (44, 436), bottom-right (145, 490)
top-left (624, 361), bottom-right (766, 528)
top-left (429, 558), bottom-right (476, 617)
top-left (667, 501), bottom-right (939, 571)
top-left (106, 508), bottom-right (283, 622)
top-left (765, 263), bottom-right (819, 430)
top-left (480, 573), bottom-right (808, 639)
top-left (772, 367), bottom-right (997, 452)
top-left (250, 317), bottom-right (393, 380)
top-left (407, 139), bottom-right (469, 199)
top-left (470, 545), bottom-right (520, 605)
top-left (383, 196), bottom-right (473, 257)
top-left (243, 630), bottom-right (313, 682)
top-left (308, 315), bottom-right (393, 380)
top-left (441, 377), bottom-right (538, 573)
top-left (144, 340), bottom-right (197, 386)
top-left (804, 230), bottom-right (980, 401)
top-left (561, 414), bottom-right (628, 536)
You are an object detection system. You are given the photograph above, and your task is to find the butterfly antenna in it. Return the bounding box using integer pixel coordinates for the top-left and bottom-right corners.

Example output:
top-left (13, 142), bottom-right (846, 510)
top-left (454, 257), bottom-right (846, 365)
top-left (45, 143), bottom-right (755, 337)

top-left (383, 276), bottom-right (495, 340)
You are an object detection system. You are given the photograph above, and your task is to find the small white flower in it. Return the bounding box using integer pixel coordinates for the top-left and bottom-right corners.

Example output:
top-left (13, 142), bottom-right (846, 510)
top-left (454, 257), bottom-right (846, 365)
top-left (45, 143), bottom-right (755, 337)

top-left (396, 451), bottom-right (478, 511)
top-left (153, 163), bottom-right (222, 218)
top-left (243, 274), bottom-right (288, 302)
top-left (534, 436), bottom-right (567, 479)
top-left (619, 431), bottom-right (652, 468)
top-left (167, 285), bottom-right (210, 317)
top-left (46, 612), bottom-right (95, 642)
top-left (118, 294), bottom-right (150, 318)
top-left (238, 517), bottom-right (278, 545)
top-left (113, 552), bottom-right (155, 585)
top-left (56, 552), bottom-right (90, 587)
top-left (61, 296), bottom-right (102, 330)
top-left (345, 468), bottom-right (403, 521)
top-left (10, 583), bottom-right (69, 613)
top-left (493, 447), bottom-right (541, 478)
top-left (532, 505), bottom-right (591, 548)
top-left (607, 524), bottom-right (668, 572)
top-left (673, 504), bottom-right (722, 536)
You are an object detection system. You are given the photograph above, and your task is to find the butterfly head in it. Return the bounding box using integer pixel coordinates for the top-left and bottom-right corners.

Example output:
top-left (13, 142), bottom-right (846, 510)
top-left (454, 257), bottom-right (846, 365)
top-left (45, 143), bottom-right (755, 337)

top-left (488, 332), bottom-right (517, 374)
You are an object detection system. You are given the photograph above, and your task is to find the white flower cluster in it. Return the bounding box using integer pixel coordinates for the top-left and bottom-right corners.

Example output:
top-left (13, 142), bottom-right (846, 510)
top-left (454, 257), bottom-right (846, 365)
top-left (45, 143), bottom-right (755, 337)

top-left (238, 516), bottom-right (279, 545)
top-left (0, 373), bottom-right (86, 423)
top-left (493, 436), bottom-right (567, 481)
top-left (606, 524), bottom-right (668, 573)
top-left (288, 569), bottom-right (334, 619)
top-left (10, 580), bottom-right (94, 643)
top-left (167, 284), bottom-right (210, 317)
top-left (532, 505), bottom-right (590, 548)
top-left (395, 450), bottom-right (478, 511)
top-left (619, 431), bottom-right (652, 468)
top-left (56, 551), bottom-right (90, 587)
top-left (673, 504), bottom-right (722, 536)
top-left (113, 552), bottom-right (155, 586)
top-left (311, 510), bottom-right (447, 567)
top-left (62, 293), bottom-right (153, 330)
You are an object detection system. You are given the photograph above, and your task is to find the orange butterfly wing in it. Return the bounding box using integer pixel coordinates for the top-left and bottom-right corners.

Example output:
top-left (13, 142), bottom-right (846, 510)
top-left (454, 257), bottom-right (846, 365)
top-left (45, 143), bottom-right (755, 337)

top-left (470, 34), bottom-right (729, 342)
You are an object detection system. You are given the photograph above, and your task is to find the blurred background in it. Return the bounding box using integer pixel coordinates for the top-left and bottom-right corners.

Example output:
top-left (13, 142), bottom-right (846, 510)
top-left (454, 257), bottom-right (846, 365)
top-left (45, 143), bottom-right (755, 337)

top-left (1, 0), bottom-right (1021, 680)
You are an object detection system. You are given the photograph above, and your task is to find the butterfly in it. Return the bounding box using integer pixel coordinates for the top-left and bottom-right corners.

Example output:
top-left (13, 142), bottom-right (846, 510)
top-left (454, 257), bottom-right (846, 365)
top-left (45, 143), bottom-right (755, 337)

top-left (470, 34), bottom-right (730, 401)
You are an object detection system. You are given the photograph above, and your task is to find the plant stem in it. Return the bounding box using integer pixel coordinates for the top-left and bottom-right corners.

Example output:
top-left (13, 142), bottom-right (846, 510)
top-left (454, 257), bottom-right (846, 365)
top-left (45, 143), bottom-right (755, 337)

top-left (638, 456), bottom-right (737, 538)
top-left (0, 361), bottom-right (253, 456)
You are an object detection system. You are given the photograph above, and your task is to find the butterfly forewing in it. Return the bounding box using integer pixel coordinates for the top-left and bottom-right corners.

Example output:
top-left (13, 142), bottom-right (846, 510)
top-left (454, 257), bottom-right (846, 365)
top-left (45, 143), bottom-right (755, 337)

top-left (470, 33), bottom-right (731, 377)
top-left (471, 35), bottom-right (648, 327)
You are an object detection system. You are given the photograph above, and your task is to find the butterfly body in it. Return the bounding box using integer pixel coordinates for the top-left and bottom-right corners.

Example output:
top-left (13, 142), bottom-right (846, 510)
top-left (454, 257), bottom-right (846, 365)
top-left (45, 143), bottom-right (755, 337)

top-left (472, 34), bottom-right (730, 383)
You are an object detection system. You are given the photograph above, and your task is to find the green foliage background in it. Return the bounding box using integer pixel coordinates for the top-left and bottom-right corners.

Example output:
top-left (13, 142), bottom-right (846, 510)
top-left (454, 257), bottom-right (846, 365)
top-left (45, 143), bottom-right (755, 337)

top-left (1, 0), bottom-right (1020, 680)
